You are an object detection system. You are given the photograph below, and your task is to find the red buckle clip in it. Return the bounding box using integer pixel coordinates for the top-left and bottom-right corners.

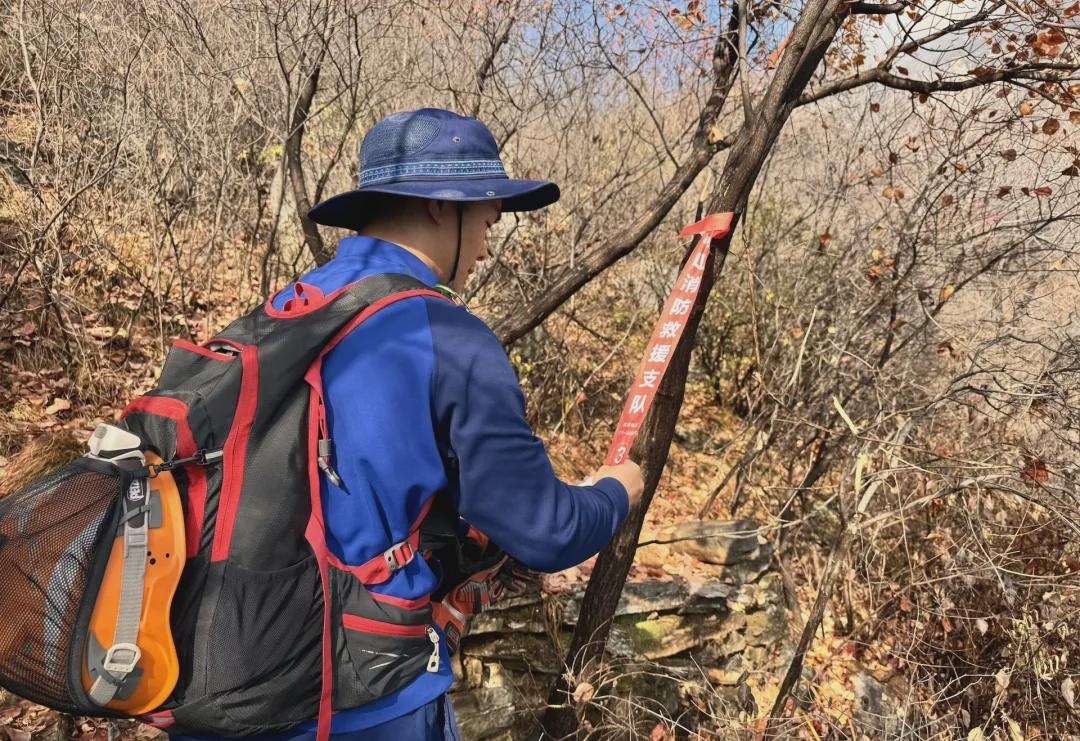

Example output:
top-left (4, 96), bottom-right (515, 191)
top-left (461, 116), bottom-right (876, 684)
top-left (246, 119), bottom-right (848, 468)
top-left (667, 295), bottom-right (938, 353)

top-left (383, 540), bottom-right (415, 573)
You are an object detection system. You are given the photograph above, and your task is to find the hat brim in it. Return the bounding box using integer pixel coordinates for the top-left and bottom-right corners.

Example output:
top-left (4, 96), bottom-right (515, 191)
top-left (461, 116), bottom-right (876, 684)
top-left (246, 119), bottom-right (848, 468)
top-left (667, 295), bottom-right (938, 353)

top-left (308, 178), bottom-right (560, 229)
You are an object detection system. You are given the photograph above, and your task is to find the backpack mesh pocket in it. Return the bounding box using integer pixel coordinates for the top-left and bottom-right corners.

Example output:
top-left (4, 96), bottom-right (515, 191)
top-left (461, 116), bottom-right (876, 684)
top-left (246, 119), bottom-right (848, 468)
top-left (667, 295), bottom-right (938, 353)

top-left (0, 460), bottom-right (122, 712)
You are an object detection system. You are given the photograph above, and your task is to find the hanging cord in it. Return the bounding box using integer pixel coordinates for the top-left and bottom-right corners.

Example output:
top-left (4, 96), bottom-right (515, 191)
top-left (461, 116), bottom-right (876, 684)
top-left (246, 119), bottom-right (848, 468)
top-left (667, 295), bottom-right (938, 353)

top-left (447, 202), bottom-right (464, 287)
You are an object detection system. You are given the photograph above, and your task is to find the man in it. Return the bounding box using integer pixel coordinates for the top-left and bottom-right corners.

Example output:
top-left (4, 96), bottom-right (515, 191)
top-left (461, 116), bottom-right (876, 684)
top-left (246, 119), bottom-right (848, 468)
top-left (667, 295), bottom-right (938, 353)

top-left (274, 108), bottom-right (641, 739)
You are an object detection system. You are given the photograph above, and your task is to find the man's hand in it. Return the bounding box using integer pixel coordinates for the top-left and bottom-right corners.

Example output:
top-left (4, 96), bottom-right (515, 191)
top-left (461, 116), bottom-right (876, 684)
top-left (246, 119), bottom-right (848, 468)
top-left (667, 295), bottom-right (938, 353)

top-left (592, 460), bottom-right (644, 509)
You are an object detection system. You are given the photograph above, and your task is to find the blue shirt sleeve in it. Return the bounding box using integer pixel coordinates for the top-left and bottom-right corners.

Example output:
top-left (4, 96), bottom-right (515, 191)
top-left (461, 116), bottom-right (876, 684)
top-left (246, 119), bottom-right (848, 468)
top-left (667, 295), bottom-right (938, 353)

top-left (425, 298), bottom-right (629, 572)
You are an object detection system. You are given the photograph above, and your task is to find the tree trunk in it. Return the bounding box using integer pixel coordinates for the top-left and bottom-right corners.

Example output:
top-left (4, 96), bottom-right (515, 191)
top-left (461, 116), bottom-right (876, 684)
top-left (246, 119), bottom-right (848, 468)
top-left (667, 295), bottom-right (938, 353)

top-left (285, 62), bottom-right (333, 266)
top-left (536, 0), bottom-right (849, 736)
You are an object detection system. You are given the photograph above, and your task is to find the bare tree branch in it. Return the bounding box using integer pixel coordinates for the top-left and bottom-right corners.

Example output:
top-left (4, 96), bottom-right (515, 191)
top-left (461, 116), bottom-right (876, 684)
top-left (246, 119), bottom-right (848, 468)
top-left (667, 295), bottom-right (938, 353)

top-left (848, 1), bottom-right (908, 13)
top-left (802, 62), bottom-right (1079, 103)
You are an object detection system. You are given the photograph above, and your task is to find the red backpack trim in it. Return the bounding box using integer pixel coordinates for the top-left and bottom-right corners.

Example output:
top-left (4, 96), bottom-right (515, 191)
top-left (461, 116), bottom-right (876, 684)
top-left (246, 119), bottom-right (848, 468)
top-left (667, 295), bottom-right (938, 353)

top-left (211, 345), bottom-right (259, 562)
top-left (265, 281), bottom-right (351, 319)
top-left (171, 339), bottom-right (238, 362)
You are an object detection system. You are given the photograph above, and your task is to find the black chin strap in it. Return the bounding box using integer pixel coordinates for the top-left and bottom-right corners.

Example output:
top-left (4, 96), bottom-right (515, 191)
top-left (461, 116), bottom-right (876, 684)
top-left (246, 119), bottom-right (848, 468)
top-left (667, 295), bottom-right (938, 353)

top-left (447, 202), bottom-right (464, 287)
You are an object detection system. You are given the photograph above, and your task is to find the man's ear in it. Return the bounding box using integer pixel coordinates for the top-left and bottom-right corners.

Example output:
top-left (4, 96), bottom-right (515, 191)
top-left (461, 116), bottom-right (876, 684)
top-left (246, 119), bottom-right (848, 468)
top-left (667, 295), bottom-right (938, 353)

top-left (426, 199), bottom-right (449, 225)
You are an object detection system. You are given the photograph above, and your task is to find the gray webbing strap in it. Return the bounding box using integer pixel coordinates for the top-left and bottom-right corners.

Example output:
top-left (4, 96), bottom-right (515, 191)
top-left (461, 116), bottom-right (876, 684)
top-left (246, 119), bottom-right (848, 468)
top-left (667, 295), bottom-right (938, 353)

top-left (89, 475), bottom-right (149, 706)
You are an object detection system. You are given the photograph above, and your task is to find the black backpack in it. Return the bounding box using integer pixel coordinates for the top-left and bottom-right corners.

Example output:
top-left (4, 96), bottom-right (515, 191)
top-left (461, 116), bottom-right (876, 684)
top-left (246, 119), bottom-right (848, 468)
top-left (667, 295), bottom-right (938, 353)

top-left (0, 274), bottom-right (454, 738)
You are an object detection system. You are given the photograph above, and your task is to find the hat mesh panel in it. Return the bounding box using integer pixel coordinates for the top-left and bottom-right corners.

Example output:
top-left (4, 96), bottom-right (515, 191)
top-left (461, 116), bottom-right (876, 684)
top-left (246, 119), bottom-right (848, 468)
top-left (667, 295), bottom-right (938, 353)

top-left (361, 115), bottom-right (441, 168)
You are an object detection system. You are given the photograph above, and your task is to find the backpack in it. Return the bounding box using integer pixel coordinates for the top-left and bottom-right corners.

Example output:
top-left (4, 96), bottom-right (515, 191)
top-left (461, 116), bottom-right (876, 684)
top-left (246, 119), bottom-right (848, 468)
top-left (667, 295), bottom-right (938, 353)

top-left (0, 274), bottom-right (453, 739)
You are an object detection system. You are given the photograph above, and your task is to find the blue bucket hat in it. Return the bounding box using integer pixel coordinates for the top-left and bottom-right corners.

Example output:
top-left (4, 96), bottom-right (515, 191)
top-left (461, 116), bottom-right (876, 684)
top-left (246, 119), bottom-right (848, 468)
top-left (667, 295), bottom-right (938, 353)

top-left (308, 108), bottom-right (560, 229)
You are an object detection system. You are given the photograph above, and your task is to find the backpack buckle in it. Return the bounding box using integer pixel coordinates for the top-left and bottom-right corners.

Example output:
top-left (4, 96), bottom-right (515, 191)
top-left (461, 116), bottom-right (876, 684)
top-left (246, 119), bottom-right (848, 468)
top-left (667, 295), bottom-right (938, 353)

top-left (102, 643), bottom-right (142, 676)
top-left (382, 540), bottom-right (415, 573)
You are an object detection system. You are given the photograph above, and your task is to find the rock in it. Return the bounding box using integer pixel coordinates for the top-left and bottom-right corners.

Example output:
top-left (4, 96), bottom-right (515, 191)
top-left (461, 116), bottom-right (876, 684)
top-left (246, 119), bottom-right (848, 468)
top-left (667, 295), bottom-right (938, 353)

top-left (707, 668), bottom-right (744, 686)
top-left (464, 632), bottom-right (562, 675)
top-left (846, 678), bottom-right (898, 738)
top-left (673, 424), bottom-right (708, 448)
top-left (461, 655), bottom-right (481, 687)
top-left (660, 520), bottom-right (773, 578)
top-left (613, 608), bottom-right (772, 662)
top-left (612, 663), bottom-right (684, 719)
top-left (449, 686), bottom-right (523, 740)
top-left (851, 672), bottom-right (917, 738)
top-left (662, 520), bottom-right (762, 565)
top-left (469, 601), bottom-right (547, 636)
top-left (617, 579), bottom-right (693, 615)
top-left (681, 580), bottom-right (738, 615)
top-left (450, 519), bottom-right (788, 738)
top-left (561, 577), bottom-right (732, 626)
top-left (40, 713), bottom-right (74, 741)
top-left (475, 571), bottom-right (742, 633)
top-left (612, 658), bottom-right (757, 737)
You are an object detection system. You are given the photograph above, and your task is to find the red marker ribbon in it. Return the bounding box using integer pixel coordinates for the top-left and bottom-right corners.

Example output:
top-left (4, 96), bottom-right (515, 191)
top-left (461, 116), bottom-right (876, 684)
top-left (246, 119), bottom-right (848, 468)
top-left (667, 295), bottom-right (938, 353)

top-left (605, 212), bottom-right (735, 466)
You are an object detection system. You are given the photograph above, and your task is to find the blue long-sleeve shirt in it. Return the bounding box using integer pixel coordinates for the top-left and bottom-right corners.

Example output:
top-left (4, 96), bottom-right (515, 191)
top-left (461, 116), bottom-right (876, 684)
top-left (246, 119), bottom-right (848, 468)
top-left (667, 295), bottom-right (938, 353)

top-left (279, 236), bottom-right (628, 733)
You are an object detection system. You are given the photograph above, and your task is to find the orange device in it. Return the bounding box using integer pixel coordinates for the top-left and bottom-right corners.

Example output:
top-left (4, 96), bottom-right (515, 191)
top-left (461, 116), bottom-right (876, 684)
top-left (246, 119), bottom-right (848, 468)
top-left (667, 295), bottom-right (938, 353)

top-left (81, 451), bottom-right (185, 714)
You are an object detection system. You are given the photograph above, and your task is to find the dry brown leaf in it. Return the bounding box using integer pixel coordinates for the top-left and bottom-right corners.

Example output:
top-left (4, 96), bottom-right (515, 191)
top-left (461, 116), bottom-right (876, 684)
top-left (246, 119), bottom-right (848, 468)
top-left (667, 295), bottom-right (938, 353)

top-left (1019, 101), bottom-right (1035, 116)
top-left (1043, 117), bottom-right (1062, 136)
top-left (572, 680), bottom-right (595, 704)
top-left (996, 669), bottom-right (1011, 694)
top-left (882, 185), bottom-right (905, 200)
top-left (1033, 29), bottom-right (1066, 58)
top-left (12, 322), bottom-right (36, 338)
top-left (1005, 716), bottom-right (1023, 741)
top-left (87, 326), bottom-right (117, 340)
top-left (44, 398), bottom-right (71, 415)
top-left (1021, 457), bottom-right (1049, 484)
top-left (673, 12), bottom-right (695, 30)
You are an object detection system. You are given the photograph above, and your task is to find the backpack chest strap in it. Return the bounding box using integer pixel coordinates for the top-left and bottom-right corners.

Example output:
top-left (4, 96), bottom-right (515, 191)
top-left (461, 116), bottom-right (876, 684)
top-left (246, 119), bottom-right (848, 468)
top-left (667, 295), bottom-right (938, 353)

top-left (325, 495), bottom-right (436, 585)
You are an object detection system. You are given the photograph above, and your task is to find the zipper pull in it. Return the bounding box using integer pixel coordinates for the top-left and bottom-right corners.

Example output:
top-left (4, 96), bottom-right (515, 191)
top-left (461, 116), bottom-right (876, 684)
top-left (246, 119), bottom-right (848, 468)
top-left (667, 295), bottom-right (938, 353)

top-left (317, 438), bottom-right (344, 488)
top-left (425, 627), bottom-right (441, 673)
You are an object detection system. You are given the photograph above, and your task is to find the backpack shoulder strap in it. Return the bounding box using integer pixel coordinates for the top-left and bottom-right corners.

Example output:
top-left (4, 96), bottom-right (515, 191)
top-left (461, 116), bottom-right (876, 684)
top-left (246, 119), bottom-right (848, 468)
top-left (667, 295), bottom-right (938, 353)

top-left (316, 273), bottom-right (454, 359)
top-left (343, 272), bottom-right (433, 302)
